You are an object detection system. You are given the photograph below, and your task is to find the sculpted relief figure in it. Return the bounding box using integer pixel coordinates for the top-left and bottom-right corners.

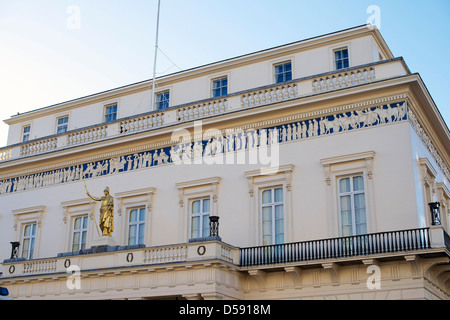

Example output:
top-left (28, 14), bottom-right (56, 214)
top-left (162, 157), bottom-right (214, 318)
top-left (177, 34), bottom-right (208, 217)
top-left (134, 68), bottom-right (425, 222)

top-left (153, 149), bottom-right (169, 165)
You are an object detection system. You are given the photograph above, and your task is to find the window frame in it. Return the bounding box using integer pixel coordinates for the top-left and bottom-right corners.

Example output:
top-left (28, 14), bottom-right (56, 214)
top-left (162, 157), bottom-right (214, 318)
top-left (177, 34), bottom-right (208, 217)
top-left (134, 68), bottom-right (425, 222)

top-left (12, 206), bottom-right (46, 260)
top-left (71, 215), bottom-right (88, 252)
top-left (337, 175), bottom-right (367, 237)
top-left (56, 115), bottom-right (69, 134)
top-left (104, 103), bottom-right (118, 122)
top-left (321, 151), bottom-right (375, 238)
top-left (211, 76), bottom-right (228, 98)
top-left (333, 47), bottom-right (350, 70)
top-left (22, 125), bottom-right (31, 142)
top-left (245, 165), bottom-right (294, 246)
top-left (115, 187), bottom-right (156, 247)
top-left (436, 182), bottom-right (450, 233)
top-left (189, 197), bottom-right (211, 240)
top-left (127, 207), bottom-right (146, 246)
top-left (21, 222), bottom-right (37, 259)
top-left (260, 186), bottom-right (284, 245)
top-left (176, 177), bottom-right (221, 243)
top-left (273, 61), bottom-right (292, 84)
top-left (155, 90), bottom-right (170, 110)
top-left (61, 199), bottom-right (92, 253)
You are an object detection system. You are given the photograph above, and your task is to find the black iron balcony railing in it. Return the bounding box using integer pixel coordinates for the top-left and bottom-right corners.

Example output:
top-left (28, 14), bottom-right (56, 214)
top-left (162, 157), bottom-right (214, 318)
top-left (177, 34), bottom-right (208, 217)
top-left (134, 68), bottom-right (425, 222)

top-left (239, 228), bottom-right (431, 267)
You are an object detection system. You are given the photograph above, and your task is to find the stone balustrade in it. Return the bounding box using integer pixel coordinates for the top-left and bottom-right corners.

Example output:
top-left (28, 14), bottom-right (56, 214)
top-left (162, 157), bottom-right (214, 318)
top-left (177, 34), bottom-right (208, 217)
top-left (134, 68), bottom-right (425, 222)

top-left (177, 99), bottom-right (228, 121)
top-left (120, 112), bottom-right (165, 134)
top-left (1, 240), bottom-right (239, 278)
top-left (67, 125), bottom-right (108, 146)
top-left (241, 83), bottom-right (299, 108)
top-left (143, 245), bottom-right (188, 264)
top-left (0, 59), bottom-right (407, 162)
top-left (23, 259), bottom-right (58, 275)
top-left (0, 148), bottom-right (11, 161)
top-left (20, 137), bottom-right (58, 156)
top-left (312, 67), bottom-right (376, 93)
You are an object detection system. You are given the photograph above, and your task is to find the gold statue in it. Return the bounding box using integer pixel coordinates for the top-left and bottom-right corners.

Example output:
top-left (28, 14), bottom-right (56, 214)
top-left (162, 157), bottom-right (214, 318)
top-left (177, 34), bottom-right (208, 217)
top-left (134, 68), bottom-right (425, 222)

top-left (84, 183), bottom-right (114, 237)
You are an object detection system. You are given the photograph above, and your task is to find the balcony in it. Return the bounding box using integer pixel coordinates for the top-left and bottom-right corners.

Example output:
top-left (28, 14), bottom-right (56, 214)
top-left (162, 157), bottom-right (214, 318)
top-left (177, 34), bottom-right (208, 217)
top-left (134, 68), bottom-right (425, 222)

top-left (239, 228), bottom-right (433, 267)
top-left (1, 227), bottom-right (449, 300)
top-left (1, 240), bottom-right (237, 278)
top-left (2, 227), bottom-right (448, 280)
top-left (0, 58), bottom-right (408, 163)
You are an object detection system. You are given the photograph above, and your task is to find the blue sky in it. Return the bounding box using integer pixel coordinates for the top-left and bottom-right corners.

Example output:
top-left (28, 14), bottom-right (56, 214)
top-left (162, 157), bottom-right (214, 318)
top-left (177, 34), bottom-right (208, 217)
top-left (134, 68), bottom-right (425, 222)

top-left (0, 0), bottom-right (449, 147)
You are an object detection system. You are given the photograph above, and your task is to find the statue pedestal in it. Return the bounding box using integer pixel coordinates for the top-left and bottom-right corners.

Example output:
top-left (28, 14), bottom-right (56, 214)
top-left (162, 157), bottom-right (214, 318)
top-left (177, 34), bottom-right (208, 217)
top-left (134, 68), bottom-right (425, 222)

top-left (90, 236), bottom-right (116, 253)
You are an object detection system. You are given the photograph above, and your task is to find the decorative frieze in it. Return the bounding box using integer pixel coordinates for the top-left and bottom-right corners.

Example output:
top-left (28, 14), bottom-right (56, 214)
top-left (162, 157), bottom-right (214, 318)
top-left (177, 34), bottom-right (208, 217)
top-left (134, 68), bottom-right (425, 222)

top-left (0, 101), bottom-right (408, 195)
top-left (407, 109), bottom-right (450, 182)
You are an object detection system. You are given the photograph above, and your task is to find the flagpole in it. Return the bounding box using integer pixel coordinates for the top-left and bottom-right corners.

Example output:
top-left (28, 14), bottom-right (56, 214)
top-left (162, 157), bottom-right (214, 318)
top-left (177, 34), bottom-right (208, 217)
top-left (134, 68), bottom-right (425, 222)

top-left (151, 0), bottom-right (161, 111)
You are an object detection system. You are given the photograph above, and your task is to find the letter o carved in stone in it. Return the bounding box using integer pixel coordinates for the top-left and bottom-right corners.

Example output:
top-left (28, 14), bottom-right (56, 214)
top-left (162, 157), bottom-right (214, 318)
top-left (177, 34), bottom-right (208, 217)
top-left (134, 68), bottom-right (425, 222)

top-left (64, 259), bottom-right (71, 268)
top-left (126, 252), bottom-right (134, 263)
top-left (9, 265), bottom-right (15, 274)
top-left (197, 245), bottom-right (206, 256)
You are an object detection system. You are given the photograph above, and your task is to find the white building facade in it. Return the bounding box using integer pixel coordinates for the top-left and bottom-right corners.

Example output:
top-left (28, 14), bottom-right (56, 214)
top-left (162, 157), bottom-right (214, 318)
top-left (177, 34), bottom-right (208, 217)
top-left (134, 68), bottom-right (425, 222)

top-left (0, 25), bottom-right (449, 300)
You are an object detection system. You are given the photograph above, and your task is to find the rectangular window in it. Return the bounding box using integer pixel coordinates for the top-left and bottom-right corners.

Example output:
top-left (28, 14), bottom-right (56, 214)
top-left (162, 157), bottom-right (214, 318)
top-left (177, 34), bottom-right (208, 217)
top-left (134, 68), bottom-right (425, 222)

top-left (71, 216), bottom-right (88, 252)
top-left (128, 207), bottom-right (146, 246)
top-left (212, 77), bottom-right (228, 97)
top-left (156, 91), bottom-right (170, 110)
top-left (22, 125), bottom-right (31, 142)
top-left (261, 187), bottom-right (284, 245)
top-left (105, 104), bottom-right (118, 122)
top-left (21, 223), bottom-right (36, 259)
top-left (334, 48), bottom-right (349, 70)
top-left (190, 198), bottom-right (210, 239)
top-left (56, 116), bottom-right (69, 134)
top-left (338, 175), bottom-right (367, 236)
top-left (274, 61), bottom-right (292, 84)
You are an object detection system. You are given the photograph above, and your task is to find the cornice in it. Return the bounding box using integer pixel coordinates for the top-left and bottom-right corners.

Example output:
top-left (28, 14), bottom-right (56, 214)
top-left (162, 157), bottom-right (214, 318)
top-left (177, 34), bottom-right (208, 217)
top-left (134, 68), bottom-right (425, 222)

top-left (12, 205), bottom-right (47, 215)
top-left (115, 187), bottom-right (157, 199)
top-left (61, 198), bottom-right (90, 208)
top-left (176, 177), bottom-right (221, 190)
top-left (407, 76), bottom-right (450, 145)
top-left (405, 78), bottom-right (450, 180)
top-left (320, 151), bottom-right (375, 167)
top-left (244, 164), bottom-right (295, 178)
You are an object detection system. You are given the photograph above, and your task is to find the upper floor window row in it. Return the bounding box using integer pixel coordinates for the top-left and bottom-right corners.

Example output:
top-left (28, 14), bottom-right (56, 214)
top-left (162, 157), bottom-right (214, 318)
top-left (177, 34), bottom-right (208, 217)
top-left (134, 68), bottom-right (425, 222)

top-left (17, 48), bottom-right (352, 142)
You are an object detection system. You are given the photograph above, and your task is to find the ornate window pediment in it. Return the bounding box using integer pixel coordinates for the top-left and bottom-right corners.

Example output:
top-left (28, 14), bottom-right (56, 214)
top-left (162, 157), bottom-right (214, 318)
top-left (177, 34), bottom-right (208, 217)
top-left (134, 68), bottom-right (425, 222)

top-left (245, 165), bottom-right (294, 245)
top-left (321, 151), bottom-right (375, 237)
top-left (12, 205), bottom-right (46, 259)
top-left (176, 177), bottom-right (221, 243)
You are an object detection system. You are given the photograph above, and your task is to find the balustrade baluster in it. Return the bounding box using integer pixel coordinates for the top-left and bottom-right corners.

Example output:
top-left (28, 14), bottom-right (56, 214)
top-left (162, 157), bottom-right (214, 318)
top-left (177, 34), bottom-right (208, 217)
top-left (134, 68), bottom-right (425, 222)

top-left (414, 229), bottom-right (419, 249)
top-left (136, 118), bottom-right (141, 131)
top-left (216, 101), bottom-right (220, 113)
